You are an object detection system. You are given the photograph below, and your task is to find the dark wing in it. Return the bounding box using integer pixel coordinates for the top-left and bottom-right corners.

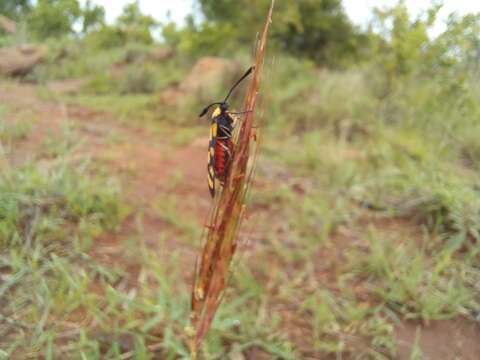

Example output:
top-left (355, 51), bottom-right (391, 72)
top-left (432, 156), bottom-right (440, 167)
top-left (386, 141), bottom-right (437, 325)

top-left (207, 119), bottom-right (217, 198)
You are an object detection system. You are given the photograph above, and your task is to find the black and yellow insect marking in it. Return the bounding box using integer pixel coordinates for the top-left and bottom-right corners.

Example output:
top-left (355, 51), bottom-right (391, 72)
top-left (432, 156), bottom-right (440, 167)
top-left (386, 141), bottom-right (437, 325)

top-left (199, 66), bottom-right (254, 198)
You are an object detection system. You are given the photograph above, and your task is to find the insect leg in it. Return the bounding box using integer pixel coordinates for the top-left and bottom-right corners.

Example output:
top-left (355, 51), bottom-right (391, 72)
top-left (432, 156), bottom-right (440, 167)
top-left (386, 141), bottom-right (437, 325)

top-left (218, 125), bottom-right (232, 137)
top-left (227, 109), bottom-right (253, 116)
top-left (219, 141), bottom-right (232, 156)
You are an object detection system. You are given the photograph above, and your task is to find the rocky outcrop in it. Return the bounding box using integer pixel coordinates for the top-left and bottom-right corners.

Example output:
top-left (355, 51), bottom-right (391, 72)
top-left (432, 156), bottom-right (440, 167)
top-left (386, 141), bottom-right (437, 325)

top-left (160, 57), bottom-right (241, 106)
top-left (0, 45), bottom-right (45, 77)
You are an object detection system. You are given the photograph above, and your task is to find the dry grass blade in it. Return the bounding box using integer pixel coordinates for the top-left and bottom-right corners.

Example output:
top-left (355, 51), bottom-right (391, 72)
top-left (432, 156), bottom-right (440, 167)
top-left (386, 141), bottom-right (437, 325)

top-left (189, 0), bottom-right (275, 355)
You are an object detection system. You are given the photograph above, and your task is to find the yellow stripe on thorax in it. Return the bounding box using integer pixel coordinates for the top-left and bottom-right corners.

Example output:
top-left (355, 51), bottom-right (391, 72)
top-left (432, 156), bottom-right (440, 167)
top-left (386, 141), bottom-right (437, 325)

top-left (212, 107), bottom-right (221, 118)
top-left (210, 122), bottom-right (217, 138)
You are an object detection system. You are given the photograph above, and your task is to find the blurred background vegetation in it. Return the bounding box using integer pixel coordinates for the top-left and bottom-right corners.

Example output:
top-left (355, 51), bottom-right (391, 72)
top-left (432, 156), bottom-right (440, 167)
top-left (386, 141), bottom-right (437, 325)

top-left (1, 0), bottom-right (480, 359)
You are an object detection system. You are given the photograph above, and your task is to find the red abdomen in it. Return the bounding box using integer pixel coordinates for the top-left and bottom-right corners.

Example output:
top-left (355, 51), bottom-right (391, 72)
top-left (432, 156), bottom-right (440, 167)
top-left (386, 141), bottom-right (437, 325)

top-left (214, 139), bottom-right (232, 180)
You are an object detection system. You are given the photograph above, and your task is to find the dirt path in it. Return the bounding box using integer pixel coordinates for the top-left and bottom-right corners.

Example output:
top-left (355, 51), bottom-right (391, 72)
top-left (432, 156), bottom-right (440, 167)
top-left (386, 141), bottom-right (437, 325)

top-left (0, 81), bottom-right (210, 279)
top-left (2, 81), bottom-right (479, 360)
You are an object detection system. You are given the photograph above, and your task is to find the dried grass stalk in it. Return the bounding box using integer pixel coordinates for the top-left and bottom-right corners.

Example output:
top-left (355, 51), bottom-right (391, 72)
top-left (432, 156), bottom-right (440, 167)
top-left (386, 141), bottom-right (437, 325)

top-left (189, 0), bottom-right (275, 355)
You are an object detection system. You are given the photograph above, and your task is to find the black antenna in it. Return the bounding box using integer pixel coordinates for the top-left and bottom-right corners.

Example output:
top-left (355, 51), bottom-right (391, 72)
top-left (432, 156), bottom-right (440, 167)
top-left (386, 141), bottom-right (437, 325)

top-left (198, 66), bottom-right (254, 118)
top-left (198, 102), bottom-right (223, 117)
top-left (223, 66), bottom-right (254, 103)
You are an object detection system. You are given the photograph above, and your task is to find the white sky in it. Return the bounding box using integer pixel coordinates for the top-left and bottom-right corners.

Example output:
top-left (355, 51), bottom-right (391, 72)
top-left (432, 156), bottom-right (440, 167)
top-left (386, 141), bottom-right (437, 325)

top-left (87, 0), bottom-right (480, 31)
top-left (87, 0), bottom-right (194, 24)
top-left (344, 0), bottom-right (480, 34)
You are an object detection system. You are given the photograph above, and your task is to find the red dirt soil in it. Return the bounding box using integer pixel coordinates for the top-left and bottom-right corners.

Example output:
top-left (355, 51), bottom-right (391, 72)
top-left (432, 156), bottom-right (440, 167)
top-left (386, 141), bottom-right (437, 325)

top-left (1, 81), bottom-right (479, 359)
top-left (396, 319), bottom-right (480, 360)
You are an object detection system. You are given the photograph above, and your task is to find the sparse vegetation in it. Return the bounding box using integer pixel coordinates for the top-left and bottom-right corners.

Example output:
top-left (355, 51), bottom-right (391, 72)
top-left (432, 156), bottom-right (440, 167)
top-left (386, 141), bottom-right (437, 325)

top-left (1, 0), bottom-right (480, 359)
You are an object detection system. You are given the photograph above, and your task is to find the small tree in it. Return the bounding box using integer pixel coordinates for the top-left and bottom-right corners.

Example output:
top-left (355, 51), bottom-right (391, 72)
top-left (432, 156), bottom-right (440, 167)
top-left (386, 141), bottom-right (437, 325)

top-left (0, 0), bottom-right (31, 20)
top-left (197, 0), bottom-right (364, 66)
top-left (432, 13), bottom-right (480, 73)
top-left (81, 0), bottom-right (105, 33)
top-left (117, 1), bottom-right (158, 44)
top-left (370, 2), bottom-right (439, 77)
top-left (28, 0), bottom-right (81, 38)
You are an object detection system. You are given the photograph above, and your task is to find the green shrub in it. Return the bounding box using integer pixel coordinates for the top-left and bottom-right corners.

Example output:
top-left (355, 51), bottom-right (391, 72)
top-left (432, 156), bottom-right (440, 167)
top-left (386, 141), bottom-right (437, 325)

top-left (263, 56), bottom-right (378, 136)
top-left (83, 73), bottom-right (116, 94)
top-left (118, 64), bottom-right (158, 94)
top-left (84, 25), bottom-right (126, 50)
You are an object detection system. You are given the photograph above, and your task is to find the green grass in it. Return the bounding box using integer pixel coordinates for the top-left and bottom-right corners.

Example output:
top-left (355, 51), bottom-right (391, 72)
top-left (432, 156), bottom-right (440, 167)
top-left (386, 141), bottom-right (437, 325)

top-left (2, 36), bottom-right (480, 358)
top-left (65, 94), bottom-right (157, 123)
top-left (350, 230), bottom-right (479, 319)
top-left (0, 160), bottom-right (127, 356)
top-left (153, 195), bottom-right (202, 242)
top-left (0, 117), bottom-right (31, 143)
top-left (247, 59), bottom-right (480, 357)
top-left (0, 105), bottom-right (34, 158)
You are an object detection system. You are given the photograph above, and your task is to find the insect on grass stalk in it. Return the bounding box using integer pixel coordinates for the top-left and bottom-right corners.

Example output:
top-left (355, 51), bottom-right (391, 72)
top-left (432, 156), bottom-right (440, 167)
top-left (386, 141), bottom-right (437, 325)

top-left (188, 0), bottom-right (275, 356)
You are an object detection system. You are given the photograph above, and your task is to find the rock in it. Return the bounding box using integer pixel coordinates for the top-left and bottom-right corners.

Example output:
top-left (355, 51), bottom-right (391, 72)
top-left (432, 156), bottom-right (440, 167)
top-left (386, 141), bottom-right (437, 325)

top-left (0, 15), bottom-right (16, 34)
top-left (160, 57), bottom-right (241, 106)
top-left (0, 45), bottom-right (45, 77)
top-left (148, 47), bottom-right (175, 62)
top-left (179, 56), bottom-right (238, 94)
